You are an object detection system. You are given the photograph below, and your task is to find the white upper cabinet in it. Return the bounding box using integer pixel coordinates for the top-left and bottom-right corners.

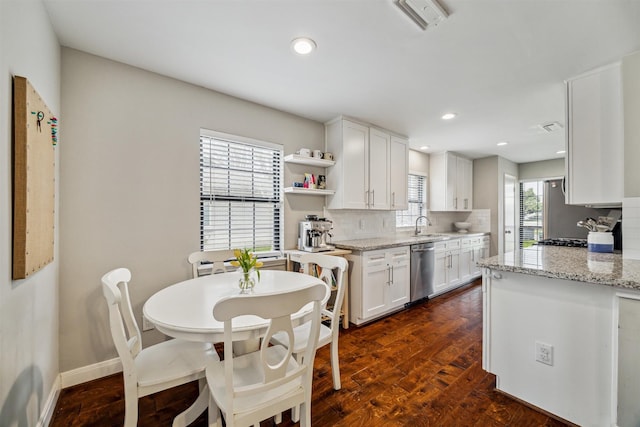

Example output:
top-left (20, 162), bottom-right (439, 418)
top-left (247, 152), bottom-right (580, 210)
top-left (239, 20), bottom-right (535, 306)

top-left (368, 128), bottom-right (391, 210)
top-left (390, 136), bottom-right (409, 210)
top-left (429, 152), bottom-right (473, 211)
top-left (566, 62), bottom-right (623, 206)
top-left (325, 117), bottom-right (408, 210)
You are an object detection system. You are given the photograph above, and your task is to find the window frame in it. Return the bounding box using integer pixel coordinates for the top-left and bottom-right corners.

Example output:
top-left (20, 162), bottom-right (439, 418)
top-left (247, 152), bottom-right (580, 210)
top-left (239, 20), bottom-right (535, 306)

top-left (199, 129), bottom-right (283, 257)
top-left (519, 179), bottom-right (545, 248)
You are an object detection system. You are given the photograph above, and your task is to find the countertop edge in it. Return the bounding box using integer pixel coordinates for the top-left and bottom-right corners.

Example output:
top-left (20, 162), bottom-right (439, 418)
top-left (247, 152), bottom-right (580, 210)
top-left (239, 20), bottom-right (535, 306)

top-left (333, 232), bottom-right (489, 251)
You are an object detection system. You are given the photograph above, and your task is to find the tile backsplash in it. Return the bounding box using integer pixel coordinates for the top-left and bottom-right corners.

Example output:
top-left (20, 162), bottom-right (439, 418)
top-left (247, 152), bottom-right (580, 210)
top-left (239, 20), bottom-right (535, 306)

top-left (323, 208), bottom-right (491, 242)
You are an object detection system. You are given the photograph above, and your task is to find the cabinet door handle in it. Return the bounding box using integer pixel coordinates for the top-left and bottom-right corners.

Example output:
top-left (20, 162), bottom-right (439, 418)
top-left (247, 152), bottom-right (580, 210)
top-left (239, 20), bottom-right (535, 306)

top-left (387, 265), bottom-right (391, 285)
top-left (390, 265), bottom-right (394, 284)
top-left (365, 190), bottom-right (369, 207)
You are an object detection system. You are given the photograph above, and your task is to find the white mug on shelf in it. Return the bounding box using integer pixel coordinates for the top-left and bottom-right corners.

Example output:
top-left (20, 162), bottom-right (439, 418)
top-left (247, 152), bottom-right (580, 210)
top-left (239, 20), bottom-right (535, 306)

top-left (298, 148), bottom-right (311, 157)
top-left (313, 150), bottom-right (323, 159)
top-left (323, 152), bottom-right (334, 161)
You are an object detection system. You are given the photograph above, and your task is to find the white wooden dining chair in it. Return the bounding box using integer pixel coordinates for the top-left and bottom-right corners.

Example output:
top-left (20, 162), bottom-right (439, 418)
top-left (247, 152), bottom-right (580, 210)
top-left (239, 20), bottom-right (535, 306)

top-left (205, 283), bottom-right (327, 427)
top-left (101, 267), bottom-right (219, 427)
top-left (187, 249), bottom-right (235, 278)
top-left (270, 254), bottom-right (348, 391)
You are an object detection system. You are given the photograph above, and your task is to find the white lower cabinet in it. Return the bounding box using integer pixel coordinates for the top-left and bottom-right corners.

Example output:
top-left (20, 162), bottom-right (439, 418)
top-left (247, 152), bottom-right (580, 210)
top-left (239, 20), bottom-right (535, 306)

top-left (347, 246), bottom-right (410, 325)
top-left (463, 236), bottom-right (491, 278)
top-left (472, 236), bottom-right (490, 277)
top-left (459, 239), bottom-right (474, 283)
top-left (433, 240), bottom-right (461, 296)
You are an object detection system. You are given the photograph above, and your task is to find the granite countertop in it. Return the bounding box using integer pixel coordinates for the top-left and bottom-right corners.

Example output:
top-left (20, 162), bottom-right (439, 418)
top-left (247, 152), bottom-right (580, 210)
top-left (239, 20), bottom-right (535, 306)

top-left (333, 232), bottom-right (488, 251)
top-left (478, 246), bottom-right (640, 291)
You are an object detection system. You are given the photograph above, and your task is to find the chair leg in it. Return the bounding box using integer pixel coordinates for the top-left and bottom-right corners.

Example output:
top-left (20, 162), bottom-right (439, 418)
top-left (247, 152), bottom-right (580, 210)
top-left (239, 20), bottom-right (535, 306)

top-left (123, 390), bottom-right (138, 427)
top-left (291, 352), bottom-right (303, 422)
top-left (330, 341), bottom-right (341, 390)
top-left (300, 400), bottom-right (312, 427)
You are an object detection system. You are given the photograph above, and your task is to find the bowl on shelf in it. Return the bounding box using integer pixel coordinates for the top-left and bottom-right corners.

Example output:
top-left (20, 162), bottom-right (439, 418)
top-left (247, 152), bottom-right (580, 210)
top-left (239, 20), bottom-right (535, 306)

top-left (453, 222), bottom-right (471, 233)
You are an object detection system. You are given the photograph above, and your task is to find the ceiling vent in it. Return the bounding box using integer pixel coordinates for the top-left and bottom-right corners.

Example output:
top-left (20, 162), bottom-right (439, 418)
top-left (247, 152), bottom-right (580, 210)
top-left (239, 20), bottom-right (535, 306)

top-left (539, 121), bottom-right (564, 133)
top-left (396, 0), bottom-right (449, 30)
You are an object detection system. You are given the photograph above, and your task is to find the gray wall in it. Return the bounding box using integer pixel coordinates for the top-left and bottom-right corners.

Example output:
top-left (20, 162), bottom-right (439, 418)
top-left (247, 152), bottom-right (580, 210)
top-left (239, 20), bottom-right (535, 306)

top-left (519, 158), bottom-right (564, 181)
top-left (409, 149), bottom-right (429, 175)
top-left (1, 1), bottom-right (61, 425)
top-left (623, 51), bottom-right (640, 198)
top-left (472, 156), bottom-right (519, 255)
top-left (59, 49), bottom-right (325, 371)
top-left (473, 156), bottom-right (499, 255)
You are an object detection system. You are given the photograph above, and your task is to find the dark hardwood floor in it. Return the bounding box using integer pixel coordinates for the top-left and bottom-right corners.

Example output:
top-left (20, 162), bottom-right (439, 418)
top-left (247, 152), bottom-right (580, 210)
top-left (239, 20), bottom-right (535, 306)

top-left (51, 280), bottom-right (570, 426)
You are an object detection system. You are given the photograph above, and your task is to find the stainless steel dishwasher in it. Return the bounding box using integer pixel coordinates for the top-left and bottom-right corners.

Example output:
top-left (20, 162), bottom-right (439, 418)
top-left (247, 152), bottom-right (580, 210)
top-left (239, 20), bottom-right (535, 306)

top-left (410, 242), bottom-right (435, 302)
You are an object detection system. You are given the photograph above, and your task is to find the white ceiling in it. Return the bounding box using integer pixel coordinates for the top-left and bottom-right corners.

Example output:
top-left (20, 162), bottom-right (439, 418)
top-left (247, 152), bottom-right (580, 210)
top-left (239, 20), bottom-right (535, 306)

top-left (43, 0), bottom-right (640, 163)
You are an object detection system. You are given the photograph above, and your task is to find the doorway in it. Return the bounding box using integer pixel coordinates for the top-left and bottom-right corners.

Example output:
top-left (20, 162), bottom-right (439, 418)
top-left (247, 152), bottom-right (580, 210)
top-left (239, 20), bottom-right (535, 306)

top-left (503, 174), bottom-right (517, 253)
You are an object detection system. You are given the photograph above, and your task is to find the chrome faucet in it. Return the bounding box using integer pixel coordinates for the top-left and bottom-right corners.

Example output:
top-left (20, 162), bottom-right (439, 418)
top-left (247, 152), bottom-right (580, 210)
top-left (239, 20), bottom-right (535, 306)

top-left (414, 215), bottom-right (432, 236)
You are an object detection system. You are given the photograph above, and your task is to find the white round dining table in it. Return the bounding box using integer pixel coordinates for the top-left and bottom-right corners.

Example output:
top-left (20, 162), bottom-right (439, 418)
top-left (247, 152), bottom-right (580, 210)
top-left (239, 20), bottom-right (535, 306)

top-left (143, 269), bottom-right (329, 344)
top-left (142, 270), bottom-right (329, 427)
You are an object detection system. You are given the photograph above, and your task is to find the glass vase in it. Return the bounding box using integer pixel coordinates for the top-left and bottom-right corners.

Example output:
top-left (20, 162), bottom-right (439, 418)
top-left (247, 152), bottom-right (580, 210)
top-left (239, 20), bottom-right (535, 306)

top-left (238, 269), bottom-right (256, 294)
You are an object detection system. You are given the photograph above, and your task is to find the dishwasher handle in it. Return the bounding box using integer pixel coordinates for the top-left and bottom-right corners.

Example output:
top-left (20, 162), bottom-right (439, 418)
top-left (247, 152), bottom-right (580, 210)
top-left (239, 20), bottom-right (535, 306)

top-left (411, 246), bottom-right (435, 253)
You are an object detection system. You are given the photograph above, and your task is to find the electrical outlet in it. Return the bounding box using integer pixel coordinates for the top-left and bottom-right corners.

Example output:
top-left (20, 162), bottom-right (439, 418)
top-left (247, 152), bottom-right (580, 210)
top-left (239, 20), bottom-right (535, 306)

top-left (535, 341), bottom-right (553, 366)
top-left (142, 315), bottom-right (155, 332)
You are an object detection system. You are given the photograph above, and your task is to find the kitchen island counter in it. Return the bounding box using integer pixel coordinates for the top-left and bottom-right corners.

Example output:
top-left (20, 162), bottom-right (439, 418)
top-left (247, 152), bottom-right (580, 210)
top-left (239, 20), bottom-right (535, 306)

top-left (478, 245), bottom-right (640, 290)
top-left (481, 246), bottom-right (640, 426)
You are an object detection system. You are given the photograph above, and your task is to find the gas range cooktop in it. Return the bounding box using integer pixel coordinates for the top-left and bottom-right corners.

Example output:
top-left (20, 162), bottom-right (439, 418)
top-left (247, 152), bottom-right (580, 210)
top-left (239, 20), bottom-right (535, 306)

top-left (536, 238), bottom-right (588, 248)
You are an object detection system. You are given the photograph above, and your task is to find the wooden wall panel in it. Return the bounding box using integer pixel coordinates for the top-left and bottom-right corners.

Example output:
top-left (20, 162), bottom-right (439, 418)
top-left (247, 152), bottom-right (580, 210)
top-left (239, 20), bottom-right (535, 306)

top-left (13, 76), bottom-right (56, 279)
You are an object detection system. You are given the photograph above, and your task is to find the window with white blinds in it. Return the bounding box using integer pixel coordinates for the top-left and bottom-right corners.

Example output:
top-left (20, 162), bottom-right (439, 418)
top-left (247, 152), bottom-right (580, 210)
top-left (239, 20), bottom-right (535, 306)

top-left (200, 130), bottom-right (283, 254)
top-left (396, 174), bottom-right (427, 227)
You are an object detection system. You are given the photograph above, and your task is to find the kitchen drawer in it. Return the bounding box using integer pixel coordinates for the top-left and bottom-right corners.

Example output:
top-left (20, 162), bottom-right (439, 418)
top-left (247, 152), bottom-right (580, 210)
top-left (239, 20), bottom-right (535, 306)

top-left (364, 249), bottom-right (388, 267)
top-left (436, 239), bottom-right (460, 252)
top-left (387, 247), bottom-right (410, 262)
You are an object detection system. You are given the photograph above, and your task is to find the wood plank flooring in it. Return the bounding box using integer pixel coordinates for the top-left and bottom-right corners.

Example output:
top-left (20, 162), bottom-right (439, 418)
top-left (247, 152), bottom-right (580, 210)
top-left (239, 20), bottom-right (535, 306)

top-left (51, 280), bottom-right (571, 426)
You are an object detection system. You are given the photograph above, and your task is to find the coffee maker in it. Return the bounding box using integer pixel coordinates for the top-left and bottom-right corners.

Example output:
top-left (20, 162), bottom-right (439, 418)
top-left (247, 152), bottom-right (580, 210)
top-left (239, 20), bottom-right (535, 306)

top-left (298, 215), bottom-right (335, 252)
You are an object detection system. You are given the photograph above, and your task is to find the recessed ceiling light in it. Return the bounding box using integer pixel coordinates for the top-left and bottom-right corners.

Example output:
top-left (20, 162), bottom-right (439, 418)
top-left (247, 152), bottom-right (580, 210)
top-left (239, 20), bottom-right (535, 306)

top-left (497, 141), bottom-right (508, 146)
top-left (420, 146), bottom-right (429, 150)
top-left (291, 37), bottom-right (316, 55)
top-left (441, 113), bottom-right (456, 120)
top-left (556, 150), bottom-right (566, 154)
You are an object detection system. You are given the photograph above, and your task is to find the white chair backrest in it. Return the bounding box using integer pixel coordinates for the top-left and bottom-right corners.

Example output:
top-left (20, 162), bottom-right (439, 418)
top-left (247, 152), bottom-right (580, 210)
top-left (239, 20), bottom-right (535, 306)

top-left (213, 283), bottom-right (326, 409)
top-left (298, 254), bottom-right (348, 327)
top-left (101, 268), bottom-right (141, 377)
top-left (187, 249), bottom-right (235, 278)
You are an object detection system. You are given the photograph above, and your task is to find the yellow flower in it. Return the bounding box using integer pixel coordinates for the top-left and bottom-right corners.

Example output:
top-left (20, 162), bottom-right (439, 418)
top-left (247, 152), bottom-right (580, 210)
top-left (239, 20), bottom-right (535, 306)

top-left (233, 248), bottom-right (262, 281)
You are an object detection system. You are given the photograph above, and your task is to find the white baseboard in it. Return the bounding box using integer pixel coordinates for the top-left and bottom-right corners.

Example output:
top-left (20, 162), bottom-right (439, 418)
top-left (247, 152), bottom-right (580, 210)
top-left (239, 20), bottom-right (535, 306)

top-left (38, 375), bottom-right (60, 427)
top-left (60, 358), bottom-right (122, 389)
